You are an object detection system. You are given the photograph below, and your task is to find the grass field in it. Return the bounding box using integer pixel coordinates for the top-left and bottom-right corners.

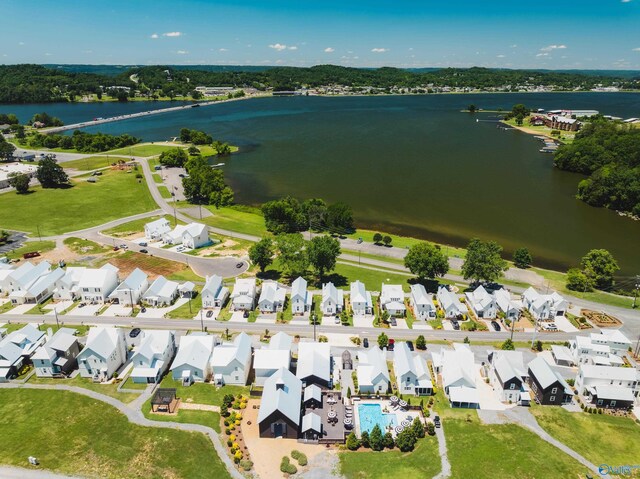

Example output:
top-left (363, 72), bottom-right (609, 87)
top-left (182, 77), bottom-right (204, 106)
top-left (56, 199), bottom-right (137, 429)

top-left (158, 185), bottom-right (173, 199)
top-left (63, 237), bottom-right (110, 255)
top-left (27, 374), bottom-right (140, 403)
top-left (98, 251), bottom-right (202, 282)
top-left (61, 156), bottom-right (131, 170)
top-left (105, 144), bottom-right (177, 157)
top-left (0, 389), bottom-right (230, 479)
top-left (0, 169), bottom-right (157, 236)
top-left (199, 205), bottom-right (267, 237)
top-left (166, 288), bottom-right (201, 319)
top-left (141, 397), bottom-right (221, 432)
top-left (158, 376), bottom-right (248, 406)
top-left (530, 405), bottom-right (640, 468)
top-left (4, 240), bottom-right (56, 260)
top-left (339, 438), bottom-right (441, 479)
top-left (102, 214), bottom-right (181, 237)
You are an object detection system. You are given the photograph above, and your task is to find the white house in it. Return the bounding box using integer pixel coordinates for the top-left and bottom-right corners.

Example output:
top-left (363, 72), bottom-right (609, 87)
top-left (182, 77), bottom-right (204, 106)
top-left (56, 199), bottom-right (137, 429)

top-left (0, 324), bottom-right (46, 379)
top-left (393, 341), bottom-right (433, 396)
top-left (357, 346), bottom-right (390, 394)
top-left (0, 341), bottom-right (23, 381)
top-left (493, 288), bottom-right (522, 320)
top-left (465, 285), bottom-right (497, 319)
top-left (258, 281), bottom-right (286, 313)
top-left (522, 287), bottom-right (567, 320)
top-left (144, 217), bottom-right (171, 240)
top-left (437, 286), bottom-right (467, 319)
top-left (296, 342), bottom-right (332, 387)
top-left (350, 280), bottom-right (373, 316)
top-left (32, 327), bottom-right (81, 378)
top-left (163, 222), bottom-right (210, 249)
top-left (129, 330), bottom-right (176, 384)
top-left (8, 261), bottom-right (65, 305)
top-left (143, 276), bottom-right (179, 306)
top-left (409, 284), bottom-right (436, 320)
top-left (380, 284), bottom-right (406, 317)
top-left (254, 335), bottom-right (292, 386)
top-left (108, 268), bottom-right (149, 306)
top-left (53, 267), bottom-right (86, 301)
top-left (576, 364), bottom-right (640, 399)
top-left (488, 350), bottom-right (528, 404)
top-left (569, 331), bottom-right (630, 367)
top-left (77, 264), bottom-right (119, 303)
top-left (290, 277), bottom-right (312, 315)
top-left (0, 265), bottom-right (14, 294)
top-left (321, 282), bottom-right (343, 316)
top-left (6, 261), bottom-right (45, 293)
top-left (434, 343), bottom-right (478, 408)
top-left (231, 278), bottom-right (256, 311)
top-left (211, 332), bottom-right (252, 385)
top-left (77, 327), bottom-right (127, 382)
top-left (171, 333), bottom-right (216, 385)
top-left (201, 275), bottom-right (229, 309)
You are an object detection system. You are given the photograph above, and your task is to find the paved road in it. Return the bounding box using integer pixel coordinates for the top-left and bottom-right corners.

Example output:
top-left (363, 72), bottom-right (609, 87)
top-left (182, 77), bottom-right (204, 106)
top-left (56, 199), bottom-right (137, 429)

top-left (433, 422), bottom-right (451, 479)
top-left (0, 466), bottom-right (86, 479)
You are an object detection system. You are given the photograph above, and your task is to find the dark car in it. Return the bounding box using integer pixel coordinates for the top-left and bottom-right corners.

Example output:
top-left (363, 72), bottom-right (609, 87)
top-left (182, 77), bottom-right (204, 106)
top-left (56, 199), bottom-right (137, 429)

top-left (406, 340), bottom-right (414, 351)
top-left (363, 338), bottom-right (369, 348)
top-left (434, 415), bottom-right (441, 428)
top-left (129, 328), bottom-right (141, 338)
top-left (139, 242), bottom-right (148, 247)
top-left (140, 249), bottom-right (148, 254)
top-left (78, 302), bottom-right (86, 308)
top-left (451, 320), bottom-right (460, 330)
top-left (491, 321), bottom-right (501, 331)
top-left (141, 307), bottom-right (146, 313)
top-left (390, 318), bottom-right (397, 327)
top-left (243, 311), bottom-right (249, 318)
top-left (206, 310), bottom-right (214, 318)
top-left (236, 262), bottom-right (243, 268)
top-left (388, 338), bottom-right (395, 351)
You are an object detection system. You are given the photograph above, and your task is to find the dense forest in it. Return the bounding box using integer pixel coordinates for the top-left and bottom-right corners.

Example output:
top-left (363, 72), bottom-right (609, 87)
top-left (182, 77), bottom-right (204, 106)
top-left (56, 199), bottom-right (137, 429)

top-left (1, 64), bottom-right (638, 103)
top-left (553, 120), bottom-right (640, 216)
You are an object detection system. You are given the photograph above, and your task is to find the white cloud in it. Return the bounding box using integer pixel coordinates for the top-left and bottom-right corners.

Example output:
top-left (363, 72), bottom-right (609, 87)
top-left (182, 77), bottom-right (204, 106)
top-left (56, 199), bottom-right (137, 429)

top-left (219, 48), bottom-right (228, 52)
top-left (497, 54), bottom-right (506, 58)
top-left (288, 46), bottom-right (297, 50)
top-left (510, 44), bottom-right (518, 48)
top-left (540, 44), bottom-right (567, 52)
top-left (44, 53), bottom-right (51, 56)
top-left (163, 31), bottom-right (182, 37)
top-left (269, 43), bottom-right (287, 51)
top-left (176, 50), bottom-right (188, 55)
top-left (408, 47), bottom-right (414, 51)
top-left (536, 52), bottom-right (549, 57)
top-left (150, 33), bottom-right (159, 39)
top-left (371, 48), bottom-right (388, 53)
top-left (632, 47), bottom-right (640, 52)
top-left (621, 0), bottom-right (631, 3)
top-left (324, 47), bottom-right (335, 53)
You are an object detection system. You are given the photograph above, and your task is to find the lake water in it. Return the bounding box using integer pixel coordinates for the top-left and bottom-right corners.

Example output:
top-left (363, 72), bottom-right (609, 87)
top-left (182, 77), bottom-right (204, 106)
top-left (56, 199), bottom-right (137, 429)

top-left (2, 93), bottom-right (639, 274)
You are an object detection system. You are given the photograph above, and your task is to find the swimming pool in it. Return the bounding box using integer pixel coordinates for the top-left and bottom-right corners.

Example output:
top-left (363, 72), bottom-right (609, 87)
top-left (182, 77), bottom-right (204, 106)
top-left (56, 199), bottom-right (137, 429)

top-left (357, 403), bottom-right (397, 435)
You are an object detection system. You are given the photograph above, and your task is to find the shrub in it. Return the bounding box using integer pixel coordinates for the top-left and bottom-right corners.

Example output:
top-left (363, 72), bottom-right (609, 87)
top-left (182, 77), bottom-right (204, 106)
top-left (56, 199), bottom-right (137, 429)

top-left (383, 432), bottom-right (395, 449)
top-left (227, 440), bottom-right (233, 447)
top-left (598, 409), bottom-right (603, 414)
top-left (346, 432), bottom-right (361, 450)
top-left (280, 456), bottom-right (297, 475)
top-left (240, 460), bottom-right (253, 471)
top-left (412, 417), bottom-right (425, 438)
top-left (225, 428), bottom-right (232, 435)
top-left (361, 430), bottom-right (370, 448)
top-left (291, 450), bottom-right (308, 466)
top-left (426, 422), bottom-right (436, 436)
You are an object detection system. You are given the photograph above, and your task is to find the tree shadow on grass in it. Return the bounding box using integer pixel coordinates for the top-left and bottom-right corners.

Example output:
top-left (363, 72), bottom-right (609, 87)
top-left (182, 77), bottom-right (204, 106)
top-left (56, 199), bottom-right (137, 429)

top-left (311, 272), bottom-right (348, 289)
top-left (257, 269), bottom-right (281, 281)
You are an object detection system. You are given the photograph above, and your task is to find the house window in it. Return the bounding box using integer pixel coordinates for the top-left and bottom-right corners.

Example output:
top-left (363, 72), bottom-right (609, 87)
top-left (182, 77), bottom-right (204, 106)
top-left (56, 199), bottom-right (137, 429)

top-left (509, 383), bottom-right (515, 390)
top-left (611, 401), bottom-right (616, 407)
top-left (597, 399), bottom-right (603, 405)
top-left (550, 396), bottom-right (555, 402)
top-left (551, 387), bottom-right (558, 395)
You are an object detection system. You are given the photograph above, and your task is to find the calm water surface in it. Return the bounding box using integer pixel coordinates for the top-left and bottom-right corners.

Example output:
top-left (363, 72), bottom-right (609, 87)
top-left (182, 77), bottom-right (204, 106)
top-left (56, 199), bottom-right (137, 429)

top-left (2, 93), bottom-right (639, 274)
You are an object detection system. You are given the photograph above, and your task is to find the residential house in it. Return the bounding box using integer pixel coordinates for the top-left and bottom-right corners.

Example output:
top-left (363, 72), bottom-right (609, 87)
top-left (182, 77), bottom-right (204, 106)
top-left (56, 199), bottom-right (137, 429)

top-left (108, 268), bottom-right (148, 306)
top-left (380, 284), bottom-right (406, 317)
top-left (290, 276), bottom-right (312, 315)
top-left (357, 346), bottom-right (390, 394)
top-left (32, 327), bottom-right (81, 378)
top-left (8, 261), bottom-right (65, 305)
top-left (493, 288), bottom-right (522, 320)
top-left (350, 280), bottom-right (373, 316)
top-left (0, 265), bottom-right (14, 294)
top-left (434, 343), bottom-right (478, 408)
top-left (409, 284), bottom-right (435, 320)
top-left (575, 364), bottom-right (639, 407)
top-left (550, 345), bottom-right (576, 367)
top-left (303, 384), bottom-right (322, 409)
top-left (465, 285), bottom-right (497, 319)
top-left (77, 327), bottom-right (127, 382)
top-left (144, 217), bottom-right (171, 240)
top-left (130, 330), bottom-right (176, 384)
top-left (171, 333), bottom-right (216, 385)
top-left (522, 287), bottom-right (566, 320)
top-left (527, 356), bottom-right (574, 405)
top-left (393, 341), bottom-right (433, 396)
top-left (488, 350), bottom-right (528, 404)
top-left (321, 282), bottom-right (343, 316)
top-left (253, 332), bottom-right (292, 386)
top-left (589, 386), bottom-right (636, 410)
top-left (77, 264), bottom-right (119, 303)
top-left (437, 286), bottom-right (466, 319)
top-left (231, 278), bottom-right (256, 311)
top-left (142, 276), bottom-right (179, 307)
top-left (258, 281), bottom-right (286, 313)
top-left (163, 222), bottom-right (210, 249)
top-left (301, 412), bottom-right (323, 441)
top-left (0, 341), bottom-right (23, 381)
top-left (0, 324), bottom-right (46, 380)
top-left (178, 282), bottom-right (196, 298)
top-left (296, 342), bottom-right (332, 388)
top-left (569, 330), bottom-right (630, 367)
top-left (201, 275), bottom-right (229, 309)
top-left (52, 267), bottom-right (86, 301)
top-left (211, 332), bottom-right (252, 385)
top-left (258, 367), bottom-right (303, 439)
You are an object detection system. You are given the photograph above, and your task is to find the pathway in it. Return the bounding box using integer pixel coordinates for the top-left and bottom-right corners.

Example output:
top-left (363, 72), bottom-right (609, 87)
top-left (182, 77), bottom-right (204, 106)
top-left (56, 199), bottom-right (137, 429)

top-left (0, 383), bottom-right (245, 479)
top-left (432, 422), bottom-right (451, 479)
top-left (0, 466), bottom-right (87, 479)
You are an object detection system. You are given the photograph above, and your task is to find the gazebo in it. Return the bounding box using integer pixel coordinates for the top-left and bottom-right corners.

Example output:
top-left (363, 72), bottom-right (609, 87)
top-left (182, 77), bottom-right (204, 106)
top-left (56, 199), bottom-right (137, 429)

top-left (151, 388), bottom-right (178, 413)
top-left (342, 350), bottom-right (353, 370)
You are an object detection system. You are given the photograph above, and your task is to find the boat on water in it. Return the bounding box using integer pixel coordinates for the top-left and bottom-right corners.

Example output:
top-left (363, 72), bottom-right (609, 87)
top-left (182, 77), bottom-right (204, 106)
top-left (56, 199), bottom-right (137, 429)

top-left (211, 163), bottom-right (225, 168)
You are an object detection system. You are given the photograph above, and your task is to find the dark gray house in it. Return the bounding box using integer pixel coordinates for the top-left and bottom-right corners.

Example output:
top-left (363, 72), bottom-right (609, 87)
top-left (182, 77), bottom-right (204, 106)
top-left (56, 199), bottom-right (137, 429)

top-left (591, 386), bottom-right (635, 410)
top-left (258, 367), bottom-right (303, 439)
top-left (527, 357), bottom-right (574, 405)
top-left (31, 328), bottom-right (81, 378)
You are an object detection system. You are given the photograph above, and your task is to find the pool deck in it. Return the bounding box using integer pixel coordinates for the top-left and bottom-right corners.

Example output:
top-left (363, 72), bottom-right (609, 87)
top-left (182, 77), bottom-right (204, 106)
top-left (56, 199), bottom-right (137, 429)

top-left (355, 399), bottom-right (423, 437)
top-left (305, 390), bottom-right (347, 443)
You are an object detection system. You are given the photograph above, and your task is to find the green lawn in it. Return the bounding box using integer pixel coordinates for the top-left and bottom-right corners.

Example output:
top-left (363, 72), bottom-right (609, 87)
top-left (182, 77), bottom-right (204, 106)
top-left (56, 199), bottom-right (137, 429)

top-left (27, 374), bottom-right (140, 403)
top-left (334, 261), bottom-right (414, 292)
top-left (121, 377), bottom-right (149, 390)
top-left (104, 144), bottom-right (177, 157)
top-left (102, 214), bottom-right (181, 237)
top-left (63, 237), bottom-right (110, 255)
top-left (158, 185), bottom-right (173, 199)
top-left (199, 205), bottom-right (267, 237)
top-left (339, 438), bottom-right (441, 479)
top-left (0, 389), bottom-right (230, 479)
top-left (166, 289), bottom-right (201, 319)
top-left (4, 240), bottom-right (56, 260)
top-left (158, 376), bottom-right (248, 406)
top-left (0, 169), bottom-right (157, 236)
top-left (530, 405), bottom-right (640, 467)
top-left (346, 229), bottom-right (467, 259)
top-left (141, 397), bottom-right (221, 432)
top-left (61, 156), bottom-right (130, 170)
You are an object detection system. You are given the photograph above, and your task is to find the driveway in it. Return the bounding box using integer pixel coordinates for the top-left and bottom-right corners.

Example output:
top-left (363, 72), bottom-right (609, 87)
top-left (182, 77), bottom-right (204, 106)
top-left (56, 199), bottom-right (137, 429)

top-left (255, 314), bottom-right (276, 324)
top-left (321, 315), bottom-right (341, 327)
top-left (554, 315), bottom-right (578, 333)
top-left (2, 303), bottom-right (32, 315)
top-left (353, 315), bottom-right (374, 328)
top-left (101, 304), bottom-right (134, 317)
top-left (43, 301), bottom-right (75, 315)
top-left (390, 318), bottom-right (409, 330)
top-left (136, 298), bottom-right (188, 319)
top-left (412, 322), bottom-right (433, 330)
top-left (66, 303), bottom-right (103, 317)
top-left (228, 311), bottom-right (247, 323)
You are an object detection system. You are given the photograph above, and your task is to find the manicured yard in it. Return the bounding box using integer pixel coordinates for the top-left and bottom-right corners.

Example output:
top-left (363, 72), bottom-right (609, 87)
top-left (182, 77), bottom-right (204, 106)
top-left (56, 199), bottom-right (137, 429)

top-left (158, 185), bottom-right (173, 199)
top-left (4, 240), bottom-right (56, 260)
top-left (61, 156), bottom-right (130, 170)
top-left (334, 261), bottom-right (414, 292)
top-left (200, 205), bottom-right (267, 237)
top-left (27, 374), bottom-right (140, 403)
top-left (0, 169), bottom-right (157, 236)
top-left (158, 376), bottom-right (248, 406)
top-left (102, 214), bottom-right (181, 237)
top-left (530, 405), bottom-right (640, 467)
top-left (63, 237), bottom-right (110, 255)
top-left (105, 144), bottom-right (177, 157)
top-left (340, 437), bottom-right (441, 479)
top-left (141, 397), bottom-right (221, 432)
top-left (166, 289), bottom-right (201, 319)
top-left (97, 251), bottom-right (202, 282)
top-left (346, 229), bottom-right (467, 259)
top-left (0, 389), bottom-right (230, 479)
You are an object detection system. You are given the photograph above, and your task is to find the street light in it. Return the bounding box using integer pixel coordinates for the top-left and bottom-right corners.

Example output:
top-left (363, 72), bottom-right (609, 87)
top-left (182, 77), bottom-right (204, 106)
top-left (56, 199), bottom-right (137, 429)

top-left (312, 313), bottom-right (317, 342)
top-left (200, 308), bottom-right (204, 332)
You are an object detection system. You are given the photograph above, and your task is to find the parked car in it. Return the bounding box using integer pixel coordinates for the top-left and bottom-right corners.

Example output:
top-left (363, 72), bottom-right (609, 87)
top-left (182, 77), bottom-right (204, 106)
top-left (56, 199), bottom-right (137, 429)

top-left (390, 318), bottom-right (397, 327)
top-left (179, 173), bottom-right (185, 178)
top-left (113, 246), bottom-right (119, 251)
top-left (356, 237), bottom-right (363, 244)
top-left (140, 249), bottom-right (148, 254)
top-left (78, 302), bottom-right (86, 308)
top-left (546, 323), bottom-right (558, 331)
top-left (491, 321), bottom-right (501, 331)
top-left (451, 320), bottom-right (460, 330)
top-left (363, 338), bottom-right (369, 348)
top-left (236, 262), bottom-right (243, 268)
top-left (335, 316), bottom-right (341, 324)
top-left (434, 415), bottom-right (441, 428)
top-left (139, 242), bottom-right (148, 247)
top-left (129, 328), bottom-right (141, 338)
top-left (206, 310), bottom-right (214, 318)
top-left (243, 311), bottom-right (249, 318)
top-left (406, 340), bottom-right (414, 351)
top-left (388, 338), bottom-right (395, 351)
top-left (141, 307), bottom-right (146, 313)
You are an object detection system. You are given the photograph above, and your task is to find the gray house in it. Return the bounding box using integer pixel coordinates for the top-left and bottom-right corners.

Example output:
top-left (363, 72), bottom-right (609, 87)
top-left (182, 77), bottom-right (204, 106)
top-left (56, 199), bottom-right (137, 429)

top-left (32, 328), bottom-right (81, 378)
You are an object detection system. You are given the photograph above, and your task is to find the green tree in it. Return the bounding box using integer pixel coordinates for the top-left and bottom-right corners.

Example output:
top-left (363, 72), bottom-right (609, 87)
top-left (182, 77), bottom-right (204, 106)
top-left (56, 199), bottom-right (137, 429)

top-left (382, 235), bottom-right (392, 247)
top-left (262, 196), bottom-right (306, 234)
top-left (510, 103), bottom-right (530, 119)
top-left (513, 247), bottom-right (533, 269)
top-left (416, 335), bottom-right (426, 350)
top-left (213, 140), bottom-right (232, 156)
top-left (395, 428), bottom-right (417, 452)
top-left (326, 202), bottom-right (354, 234)
top-left (159, 148), bottom-right (188, 167)
top-left (36, 156), bottom-right (68, 188)
top-left (467, 104), bottom-right (477, 113)
top-left (0, 134), bottom-right (16, 160)
top-left (182, 157), bottom-right (233, 207)
top-left (275, 233), bottom-right (308, 277)
top-left (346, 386), bottom-right (352, 399)
top-left (307, 235), bottom-right (341, 278)
top-left (566, 267), bottom-right (595, 292)
top-left (580, 249), bottom-right (619, 290)
top-left (383, 432), bottom-right (395, 449)
top-left (345, 432), bottom-right (360, 451)
top-left (411, 417), bottom-right (425, 438)
top-left (377, 332), bottom-right (389, 349)
top-left (373, 233), bottom-right (383, 244)
top-left (180, 128), bottom-right (192, 143)
top-left (369, 424), bottom-right (384, 451)
top-left (501, 338), bottom-right (515, 350)
top-left (404, 242), bottom-right (449, 279)
top-left (534, 340), bottom-right (543, 352)
top-left (29, 112), bottom-right (63, 127)
top-left (248, 238), bottom-right (275, 273)
top-left (461, 238), bottom-right (508, 284)
top-left (302, 198), bottom-right (327, 231)
top-left (7, 172), bottom-right (30, 193)
top-left (426, 422), bottom-right (436, 436)
top-left (360, 430), bottom-right (370, 448)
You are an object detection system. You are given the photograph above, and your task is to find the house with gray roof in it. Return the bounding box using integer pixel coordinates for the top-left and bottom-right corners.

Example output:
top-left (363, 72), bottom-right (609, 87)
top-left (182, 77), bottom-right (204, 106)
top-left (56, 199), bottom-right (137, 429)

top-left (410, 284), bottom-right (435, 320)
top-left (380, 283), bottom-right (406, 317)
top-left (575, 364), bottom-right (639, 408)
top-left (522, 287), bottom-right (567, 320)
top-left (77, 327), bottom-right (127, 382)
top-left (527, 356), bottom-right (573, 405)
top-left (8, 261), bottom-right (65, 305)
top-left (465, 285), bottom-right (497, 319)
top-left (130, 330), bottom-right (176, 383)
top-left (357, 346), bottom-right (390, 394)
top-left (488, 350), bottom-right (528, 404)
top-left (0, 324), bottom-right (43, 380)
top-left (32, 327), bottom-right (81, 378)
top-left (144, 217), bottom-right (171, 240)
top-left (143, 275), bottom-right (179, 307)
top-left (211, 332), bottom-right (252, 385)
top-left (493, 288), bottom-right (521, 320)
top-left (171, 333), bottom-right (216, 385)
top-left (321, 282), bottom-right (343, 316)
top-left (291, 276), bottom-right (312, 315)
top-left (297, 342), bottom-right (332, 387)
top-left (350, 280), bottom-right (373, 316)
top-left (301, 411), bottom-right (323, 440)
top-left (258, 280), bottom-right (286, 313)
top-left (231, 278), bottom-right (256, 311)
top-left (201, 275), bottom-right (229, 309)
top-left (108, 268), bottom-right (149, 306)
top-left (437, 286), bottom-right (467, 319)
top-left (258, 367), bottom-right (303, 439)
top-left (253, 332), bottom-right (292, 386)
top-left (393, 341), bottom-right (432, 396)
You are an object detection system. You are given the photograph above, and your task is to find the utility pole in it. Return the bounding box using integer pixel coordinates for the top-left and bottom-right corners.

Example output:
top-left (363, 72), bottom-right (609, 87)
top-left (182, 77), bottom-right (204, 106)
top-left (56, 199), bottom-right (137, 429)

top-left (129, 288), bottom-right (134, 316)
top-left (634, 334), bottom-right (640, 359)
top-left (54, 307), bottom-right (60, 329)
top-left (200, 308), bottom-right (204, 332)
top-left (632, 275), bottom-right (640, 309)
top-left (312, 313), bottom-right (317, 342)
top-left (36, 225), bottom-right (41, 242)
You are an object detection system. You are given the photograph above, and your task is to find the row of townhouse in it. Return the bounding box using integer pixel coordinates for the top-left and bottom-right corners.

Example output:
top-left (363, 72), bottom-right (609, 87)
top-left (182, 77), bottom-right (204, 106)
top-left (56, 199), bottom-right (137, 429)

top-left (144, 218), bottom-right (210, 250)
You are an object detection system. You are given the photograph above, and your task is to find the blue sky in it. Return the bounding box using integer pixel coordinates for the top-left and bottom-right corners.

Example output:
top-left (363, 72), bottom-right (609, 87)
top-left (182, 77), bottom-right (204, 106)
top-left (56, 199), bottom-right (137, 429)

top-left (2, 0), bottom-right (640, 69)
